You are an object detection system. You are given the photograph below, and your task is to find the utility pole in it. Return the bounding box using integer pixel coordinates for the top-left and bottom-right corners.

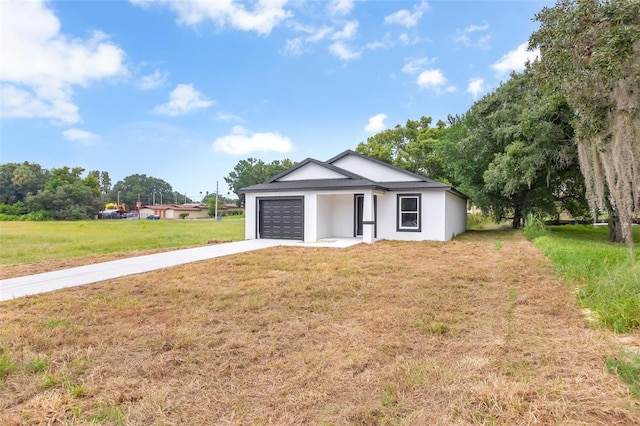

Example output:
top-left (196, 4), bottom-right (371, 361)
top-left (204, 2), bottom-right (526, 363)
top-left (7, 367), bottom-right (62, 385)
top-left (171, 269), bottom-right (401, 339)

top-left (215, 181), bottom-right (219, 219)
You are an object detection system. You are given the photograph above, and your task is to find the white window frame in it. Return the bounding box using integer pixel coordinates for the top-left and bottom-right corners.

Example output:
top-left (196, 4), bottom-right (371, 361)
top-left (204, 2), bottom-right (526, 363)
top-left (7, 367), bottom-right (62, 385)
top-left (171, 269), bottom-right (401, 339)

top-left (397, 194), bottom-right (421, 232)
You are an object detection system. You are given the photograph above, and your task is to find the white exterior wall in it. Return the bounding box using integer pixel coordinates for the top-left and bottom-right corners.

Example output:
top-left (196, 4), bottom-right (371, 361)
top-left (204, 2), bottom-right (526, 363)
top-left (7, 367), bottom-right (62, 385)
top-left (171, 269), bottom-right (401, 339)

top-left (139, 207), bottom-right (155, 219)
top-left (244, 193), bottom-right (257, 239)
top-left (305, 193), bottom-right (318, 242)
top-left (332, 194), bottom-right (354, 237)
top-left (277, 163), bottom-right (347, 181)
top-left (244, 189), bottom-right (465, 242)
top-left (316, 195), bottom-right (334, 239)
top-left (331, 155), bottom-right (421, 182)
top-left (376, 191), bottom-right (449, 241)
top-left (444, 192), bottom-right (467, 239)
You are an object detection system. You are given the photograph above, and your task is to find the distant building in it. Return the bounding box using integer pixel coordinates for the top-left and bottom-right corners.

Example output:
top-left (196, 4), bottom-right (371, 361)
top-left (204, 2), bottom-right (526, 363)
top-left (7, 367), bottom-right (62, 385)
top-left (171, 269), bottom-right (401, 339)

top-left (138, 204), bottom-right (210, 219)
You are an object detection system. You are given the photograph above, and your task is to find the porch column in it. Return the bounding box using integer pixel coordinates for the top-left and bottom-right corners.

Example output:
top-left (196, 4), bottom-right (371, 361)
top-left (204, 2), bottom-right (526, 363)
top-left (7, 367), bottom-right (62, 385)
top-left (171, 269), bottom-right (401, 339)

top-left (362, 190), bottom-right (375, 244)
top-left (305, 193), bottom-right (317, 242)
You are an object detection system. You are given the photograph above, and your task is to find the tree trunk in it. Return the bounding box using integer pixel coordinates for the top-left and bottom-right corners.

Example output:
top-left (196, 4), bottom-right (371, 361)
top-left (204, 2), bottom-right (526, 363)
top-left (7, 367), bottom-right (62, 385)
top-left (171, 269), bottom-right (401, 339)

top-left (608, 217), bottom-right (625, 243)
top-left (512, 205), bottom-right (523, 229)
top-left (604, 198), bottom-right (626, 243)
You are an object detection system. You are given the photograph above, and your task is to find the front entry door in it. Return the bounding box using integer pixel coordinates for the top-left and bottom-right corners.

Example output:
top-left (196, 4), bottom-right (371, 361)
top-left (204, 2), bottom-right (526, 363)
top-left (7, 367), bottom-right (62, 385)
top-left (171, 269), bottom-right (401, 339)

top-left (355, 195), bottom-right (364, 236)
top-left (355, 194), bottom-right (376, 238)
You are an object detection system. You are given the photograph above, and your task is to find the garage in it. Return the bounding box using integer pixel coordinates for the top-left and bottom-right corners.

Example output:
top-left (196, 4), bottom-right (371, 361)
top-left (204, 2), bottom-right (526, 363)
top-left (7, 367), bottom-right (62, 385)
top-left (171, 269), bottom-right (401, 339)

top-left (258, 197), bottom-right (304, 240)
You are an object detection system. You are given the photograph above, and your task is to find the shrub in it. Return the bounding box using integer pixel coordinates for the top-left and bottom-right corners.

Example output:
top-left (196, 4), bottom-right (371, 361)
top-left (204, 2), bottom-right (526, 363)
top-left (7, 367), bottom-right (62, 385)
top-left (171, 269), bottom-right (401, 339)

top-left (523, 212), bottom-right (547, 240)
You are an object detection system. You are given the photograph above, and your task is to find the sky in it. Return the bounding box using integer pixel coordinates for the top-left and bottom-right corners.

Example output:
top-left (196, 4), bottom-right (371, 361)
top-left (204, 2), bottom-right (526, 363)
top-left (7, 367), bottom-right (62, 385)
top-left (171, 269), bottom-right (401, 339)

top-left (0, 0), bottom-right (553, 201)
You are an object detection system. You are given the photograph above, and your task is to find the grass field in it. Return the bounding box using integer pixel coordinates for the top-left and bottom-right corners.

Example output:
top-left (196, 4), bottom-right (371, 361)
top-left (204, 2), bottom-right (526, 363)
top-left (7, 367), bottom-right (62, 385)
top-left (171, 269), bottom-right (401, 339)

top-left (0, 220), bottom-right (244, 278)
top-left (1, 227), bottom-right (639, 424)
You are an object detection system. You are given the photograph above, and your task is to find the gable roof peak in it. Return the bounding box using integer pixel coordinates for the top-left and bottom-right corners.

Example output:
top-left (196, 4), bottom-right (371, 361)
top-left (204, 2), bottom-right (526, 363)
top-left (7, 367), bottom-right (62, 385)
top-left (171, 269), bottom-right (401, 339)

top-left (266, 157), bottom-right (366, 183)
top-left (327, 149), bottom-right (440, 183)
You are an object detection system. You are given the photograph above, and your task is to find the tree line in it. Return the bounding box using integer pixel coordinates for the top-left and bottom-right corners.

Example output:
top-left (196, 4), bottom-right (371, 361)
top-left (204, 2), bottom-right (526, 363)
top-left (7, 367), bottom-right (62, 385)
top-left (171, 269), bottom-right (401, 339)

top-left (0, 164), bottom-right (235, 221)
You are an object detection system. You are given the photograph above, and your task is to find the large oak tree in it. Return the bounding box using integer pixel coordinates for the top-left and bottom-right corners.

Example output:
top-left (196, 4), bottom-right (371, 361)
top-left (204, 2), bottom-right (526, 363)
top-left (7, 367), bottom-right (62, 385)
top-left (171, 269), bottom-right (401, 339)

top-left (453, 70), bottom-right (585, 228)
top-left (530, 0), bottom-right (640, 244)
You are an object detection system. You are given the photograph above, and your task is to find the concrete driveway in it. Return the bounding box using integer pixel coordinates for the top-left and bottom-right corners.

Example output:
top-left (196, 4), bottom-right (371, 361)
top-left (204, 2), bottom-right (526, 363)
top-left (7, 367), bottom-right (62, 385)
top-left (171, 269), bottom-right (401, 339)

top-left (0, 238), bottom-right (361, 302)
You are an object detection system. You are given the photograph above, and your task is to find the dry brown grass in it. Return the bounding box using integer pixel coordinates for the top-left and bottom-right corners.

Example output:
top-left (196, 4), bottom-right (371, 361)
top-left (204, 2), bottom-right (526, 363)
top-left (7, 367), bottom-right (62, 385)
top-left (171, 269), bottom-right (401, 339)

top-left (1, 233), bottom-right (639, 425)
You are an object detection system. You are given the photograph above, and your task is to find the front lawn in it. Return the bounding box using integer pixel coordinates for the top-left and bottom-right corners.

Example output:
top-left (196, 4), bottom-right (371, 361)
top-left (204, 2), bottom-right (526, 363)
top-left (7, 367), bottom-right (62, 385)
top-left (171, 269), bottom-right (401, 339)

top-left (0, 219), bottom-right (244, 265)
top-left (1, 232), bottom-right (637, 424)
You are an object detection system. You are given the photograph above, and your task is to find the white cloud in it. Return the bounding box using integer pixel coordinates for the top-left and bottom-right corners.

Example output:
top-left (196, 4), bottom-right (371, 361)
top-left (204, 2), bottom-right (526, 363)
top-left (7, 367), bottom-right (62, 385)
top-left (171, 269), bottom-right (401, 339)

top-left (307, 26), bottom-right (333, 43)
top-left (63, 128), bottom-right (100, 146)
top-left (213, 125), bottom-right (293, 155)
top-left (384, 1), bottom-right (429, 28)
top-left (452, 21), bottom-right (491, 49)
top-left (332, 20), bottom-right (358, 41)
top-left (138, 70), bottom-right (168, 90)
top-left (365, 32), bottom-right (394, 51)
top-left (281, 25), bottom-right (335, 57)
top-left (417, 69), bottom-right (446, 88)
top-left (153, 84), bottom-right (213, 116)
top-left (0, 0), bottom-right (126, 124)
top-left (402, 56), bottom-right (434, 74)
top-left (417, 69), bottom-right (456, 94)
top-left (215, 111), bottom-right (243, 122)
top-left (282, 37), bottom-right (304, 56)
top-left (0, 84), bottom-right (78, 123)
top-left (365, 113), bottom-right (387, 133)
top-left (492, 42), bottom-right (539, 75)
top-left (130, 0), bottom-right (292, 36)
top-left (398, 33), bottom-right (420, 46)
top-left (327, 0), bottom-right (354, 16)
top-left (328, 41), bottom-right (360, 61)
top-left (467, 78), bottom-right (486, 99)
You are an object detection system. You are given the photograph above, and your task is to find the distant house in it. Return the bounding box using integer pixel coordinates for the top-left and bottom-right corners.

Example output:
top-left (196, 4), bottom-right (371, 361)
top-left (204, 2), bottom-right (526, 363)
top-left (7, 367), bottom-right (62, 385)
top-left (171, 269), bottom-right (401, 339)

top-left (239, 150), bottom-right (467, 243)
top-left (223, 203), bottom-right (239, 209)
top-left (139, 204), bottom-right (210, 219)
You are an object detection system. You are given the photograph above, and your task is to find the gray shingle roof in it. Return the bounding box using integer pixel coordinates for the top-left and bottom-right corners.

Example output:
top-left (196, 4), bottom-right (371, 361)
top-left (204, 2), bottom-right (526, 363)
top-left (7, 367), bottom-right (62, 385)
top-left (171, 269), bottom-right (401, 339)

top-left (239, 150), bottom-right (468, 199)
top-left (240, 178), bottom-right (384, 192)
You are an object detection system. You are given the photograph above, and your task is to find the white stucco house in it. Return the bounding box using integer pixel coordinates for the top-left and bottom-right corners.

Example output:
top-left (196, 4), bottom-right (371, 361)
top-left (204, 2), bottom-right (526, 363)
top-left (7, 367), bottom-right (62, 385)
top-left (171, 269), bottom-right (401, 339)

top-left (239, 150), bottom-right (467, 244)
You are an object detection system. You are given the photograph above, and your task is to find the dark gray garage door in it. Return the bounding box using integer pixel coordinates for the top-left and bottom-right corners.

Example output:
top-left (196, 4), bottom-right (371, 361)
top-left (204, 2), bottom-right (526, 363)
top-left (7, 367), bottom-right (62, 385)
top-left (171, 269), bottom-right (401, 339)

top-left (259, 197), bottom-right (304, 240)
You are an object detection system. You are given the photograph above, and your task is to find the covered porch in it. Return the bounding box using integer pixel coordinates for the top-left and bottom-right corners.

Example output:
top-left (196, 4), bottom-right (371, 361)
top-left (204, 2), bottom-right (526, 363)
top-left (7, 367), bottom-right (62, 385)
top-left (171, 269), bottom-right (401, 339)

top-left (307, 190), bottom-right (380, 244)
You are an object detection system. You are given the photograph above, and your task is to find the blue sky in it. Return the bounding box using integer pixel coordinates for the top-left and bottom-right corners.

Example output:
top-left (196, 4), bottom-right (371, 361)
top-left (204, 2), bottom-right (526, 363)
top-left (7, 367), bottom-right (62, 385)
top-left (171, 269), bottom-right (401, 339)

top-left (0, 0), bottom-right (551, 200)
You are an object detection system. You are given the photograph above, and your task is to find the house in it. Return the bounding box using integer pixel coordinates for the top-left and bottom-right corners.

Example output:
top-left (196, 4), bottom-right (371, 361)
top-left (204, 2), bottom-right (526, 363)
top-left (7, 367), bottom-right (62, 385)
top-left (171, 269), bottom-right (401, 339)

top-left (239, 150), bottom-right (467, 244)
top-left (139, 204), bottom-right (210, 219)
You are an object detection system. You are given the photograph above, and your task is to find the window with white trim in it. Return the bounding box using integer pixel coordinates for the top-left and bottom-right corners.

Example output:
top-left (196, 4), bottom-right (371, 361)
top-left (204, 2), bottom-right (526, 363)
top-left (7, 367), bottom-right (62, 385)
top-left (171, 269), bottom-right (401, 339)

top-left (397, 194), bottom-right (421, 231)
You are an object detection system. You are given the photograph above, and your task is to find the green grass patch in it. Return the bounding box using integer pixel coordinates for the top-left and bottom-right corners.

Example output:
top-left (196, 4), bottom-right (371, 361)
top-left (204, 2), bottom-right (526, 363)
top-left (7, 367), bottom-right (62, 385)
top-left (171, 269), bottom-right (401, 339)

top-left (90, 403), bottom-right (125, 425)
top-left (0, 345), bottom-right (17, 378)
top-left (606, 349), bottom-right (640, 399)
top-left (532, 225), bottom-right (639, 333)
top-left (26, 357), bottom-right (47, 373)
top-left (0, 220), bottom-right (244, 265)
top-left (44, 318), bottom-right (73, 329)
